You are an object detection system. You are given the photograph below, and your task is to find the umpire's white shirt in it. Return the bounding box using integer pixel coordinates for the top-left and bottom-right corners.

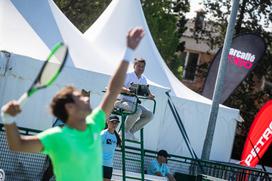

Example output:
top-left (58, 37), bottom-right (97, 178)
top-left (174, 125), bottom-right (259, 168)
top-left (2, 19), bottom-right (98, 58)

top-left (119, 71), bottom-right (147, 102)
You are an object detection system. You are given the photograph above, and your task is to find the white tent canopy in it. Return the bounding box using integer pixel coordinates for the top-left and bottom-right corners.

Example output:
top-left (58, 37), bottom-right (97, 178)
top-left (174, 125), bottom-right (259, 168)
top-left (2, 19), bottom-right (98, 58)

top-left (0, 0), bottom-right (113, 130)
top-left (84, 0), bottom-right (240, 161)
top-left (0, 0), bottom-right (240, 162)
top-left (85, 0), bottom-right (214, 103)
top-left (0, 0), bottom-right (113, 74)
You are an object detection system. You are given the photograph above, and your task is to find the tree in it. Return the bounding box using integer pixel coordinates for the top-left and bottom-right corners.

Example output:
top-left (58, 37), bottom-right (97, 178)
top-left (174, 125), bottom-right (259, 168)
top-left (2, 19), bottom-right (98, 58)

top-left (202, 0), bottom-right (272, 162)
top-left (141, 0), bottom-right (190, 79)
top-left (54, 0), bottom-right (110, 32)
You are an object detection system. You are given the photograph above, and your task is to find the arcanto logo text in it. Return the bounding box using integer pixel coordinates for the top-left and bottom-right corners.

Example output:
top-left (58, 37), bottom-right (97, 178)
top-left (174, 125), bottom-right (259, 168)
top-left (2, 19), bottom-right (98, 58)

top-left (228, 48), bottom-right (256, 70)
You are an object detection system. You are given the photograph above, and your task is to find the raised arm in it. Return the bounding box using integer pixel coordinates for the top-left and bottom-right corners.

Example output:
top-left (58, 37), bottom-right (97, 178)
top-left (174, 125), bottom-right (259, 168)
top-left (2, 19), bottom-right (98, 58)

top-left (99, 27), bottom-right (144, 117)
top-left (1, 101), bottom-right (43, 153)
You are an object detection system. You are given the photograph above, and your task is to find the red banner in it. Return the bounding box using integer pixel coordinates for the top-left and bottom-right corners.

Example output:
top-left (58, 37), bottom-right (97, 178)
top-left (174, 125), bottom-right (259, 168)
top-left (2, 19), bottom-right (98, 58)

top-left (241, 100), bottom-right (272, 167)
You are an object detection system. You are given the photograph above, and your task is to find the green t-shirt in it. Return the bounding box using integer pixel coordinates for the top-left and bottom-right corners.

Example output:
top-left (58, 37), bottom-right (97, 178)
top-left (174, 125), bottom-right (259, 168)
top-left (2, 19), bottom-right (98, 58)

top-left (37, 108), bottom-right (106, 181)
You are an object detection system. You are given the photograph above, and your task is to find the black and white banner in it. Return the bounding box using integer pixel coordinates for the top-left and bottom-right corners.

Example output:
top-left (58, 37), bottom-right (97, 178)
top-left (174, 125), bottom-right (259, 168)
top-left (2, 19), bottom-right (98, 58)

top-left (202, 33), bottom-right (266, 103)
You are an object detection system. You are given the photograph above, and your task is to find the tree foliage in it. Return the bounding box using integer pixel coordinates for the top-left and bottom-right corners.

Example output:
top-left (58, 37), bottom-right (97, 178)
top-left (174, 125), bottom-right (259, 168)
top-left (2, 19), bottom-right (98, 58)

top-left (142, 0), bottom-right (189, 79)
top-left (54, 0), bottom-right (110, 32)
top-left (202, 0), bottom-right (272, 162)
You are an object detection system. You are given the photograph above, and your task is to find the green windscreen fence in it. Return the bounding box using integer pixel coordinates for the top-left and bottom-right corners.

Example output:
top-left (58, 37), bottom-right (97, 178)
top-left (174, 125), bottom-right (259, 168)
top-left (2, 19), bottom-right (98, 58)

top-left (1, 124), bottom-right (272, 181)
top-left (0, 125), bottom-right (46, 181)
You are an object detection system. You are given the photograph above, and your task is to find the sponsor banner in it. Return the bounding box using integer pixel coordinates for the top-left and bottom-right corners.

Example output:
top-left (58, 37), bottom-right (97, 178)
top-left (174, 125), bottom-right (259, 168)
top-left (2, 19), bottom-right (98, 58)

top-left (202, 33), bottom-right (266, 103)
top-left (241, 100), bottom-right (272, 167)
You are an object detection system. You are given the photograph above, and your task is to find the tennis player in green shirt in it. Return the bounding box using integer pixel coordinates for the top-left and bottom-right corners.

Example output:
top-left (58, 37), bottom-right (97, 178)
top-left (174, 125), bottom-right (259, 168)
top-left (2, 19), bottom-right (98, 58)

top-left (1, 27), bottom-right (144, 181)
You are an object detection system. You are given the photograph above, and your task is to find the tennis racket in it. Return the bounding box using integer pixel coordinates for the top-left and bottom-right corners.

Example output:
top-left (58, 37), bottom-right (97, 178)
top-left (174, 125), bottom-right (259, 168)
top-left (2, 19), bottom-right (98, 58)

top-left (18, 42), bottom-right (68, 105)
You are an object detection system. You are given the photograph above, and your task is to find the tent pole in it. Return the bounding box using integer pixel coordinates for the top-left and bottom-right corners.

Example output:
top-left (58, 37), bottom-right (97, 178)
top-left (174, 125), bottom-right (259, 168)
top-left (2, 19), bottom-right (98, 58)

top-left (201, 0), bottom-right (240, 161)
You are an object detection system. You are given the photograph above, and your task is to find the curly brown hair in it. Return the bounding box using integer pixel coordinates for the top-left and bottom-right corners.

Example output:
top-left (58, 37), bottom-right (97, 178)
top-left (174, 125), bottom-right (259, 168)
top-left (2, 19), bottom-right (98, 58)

top-left (50, 86), bottom-right (75, 122)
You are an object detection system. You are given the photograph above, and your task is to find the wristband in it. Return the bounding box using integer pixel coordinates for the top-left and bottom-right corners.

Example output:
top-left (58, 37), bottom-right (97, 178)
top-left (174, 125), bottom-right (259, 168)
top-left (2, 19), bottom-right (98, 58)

top-left (122, 47), bottom-right (134, 63)
top-left (1, 111), bottom-right (15, 125)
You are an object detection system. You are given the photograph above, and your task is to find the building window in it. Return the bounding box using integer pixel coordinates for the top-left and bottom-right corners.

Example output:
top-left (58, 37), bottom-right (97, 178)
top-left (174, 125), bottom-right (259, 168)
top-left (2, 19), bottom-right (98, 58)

top-left (181, 52), bottom-right (199, 81)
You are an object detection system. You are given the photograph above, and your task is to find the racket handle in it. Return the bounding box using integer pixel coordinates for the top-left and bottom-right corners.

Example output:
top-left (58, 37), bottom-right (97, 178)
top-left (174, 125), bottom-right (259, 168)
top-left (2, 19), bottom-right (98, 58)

top-left (18, 93), bottom-right (28, 106)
